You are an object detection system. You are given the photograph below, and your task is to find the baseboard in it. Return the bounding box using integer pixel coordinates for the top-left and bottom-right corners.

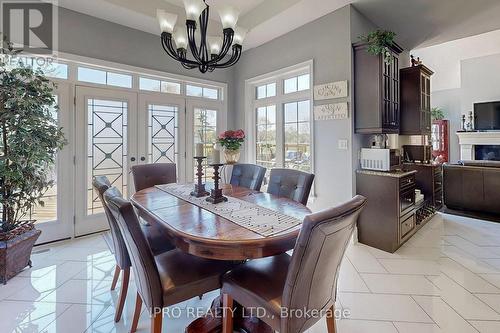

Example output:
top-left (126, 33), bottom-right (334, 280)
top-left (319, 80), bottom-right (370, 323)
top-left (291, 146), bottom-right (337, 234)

top-left (442, 207), bottom-right (500, 223)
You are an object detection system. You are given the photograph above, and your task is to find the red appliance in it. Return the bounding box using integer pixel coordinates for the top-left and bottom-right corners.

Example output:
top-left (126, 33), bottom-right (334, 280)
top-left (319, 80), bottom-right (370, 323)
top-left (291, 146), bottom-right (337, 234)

top-left (431, 120), bottom-right (449, 163)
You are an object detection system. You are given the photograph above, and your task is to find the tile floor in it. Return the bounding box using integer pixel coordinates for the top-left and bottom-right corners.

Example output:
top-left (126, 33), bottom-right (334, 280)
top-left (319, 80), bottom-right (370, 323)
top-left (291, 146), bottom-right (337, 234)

top-left (2, 212), bottom-right (500, 332)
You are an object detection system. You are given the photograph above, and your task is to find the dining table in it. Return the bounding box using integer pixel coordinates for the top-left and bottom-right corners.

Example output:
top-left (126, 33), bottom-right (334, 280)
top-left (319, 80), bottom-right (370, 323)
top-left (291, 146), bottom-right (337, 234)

top-left (131, 183), bottom-right (311, 333)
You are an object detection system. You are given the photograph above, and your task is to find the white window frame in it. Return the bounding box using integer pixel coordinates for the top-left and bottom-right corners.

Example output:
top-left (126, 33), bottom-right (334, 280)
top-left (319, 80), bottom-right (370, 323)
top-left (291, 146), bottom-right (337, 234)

top-left (245, 60), bottom-right (314, 179)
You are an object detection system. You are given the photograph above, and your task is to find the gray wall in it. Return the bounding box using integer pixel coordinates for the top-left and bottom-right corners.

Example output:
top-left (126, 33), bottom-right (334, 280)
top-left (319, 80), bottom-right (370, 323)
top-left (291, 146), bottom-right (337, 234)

top-left (233, 5), bottom-right (375, 210)
top-left (58, 7), bottom-right (237, 127)
top-left (431, 53), bottom-right (500, 162)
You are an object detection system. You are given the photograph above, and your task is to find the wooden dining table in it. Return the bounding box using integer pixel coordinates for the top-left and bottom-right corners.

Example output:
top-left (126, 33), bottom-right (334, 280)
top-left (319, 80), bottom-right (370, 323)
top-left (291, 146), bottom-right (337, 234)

top-left (131, 183), bottom-right (311, 333)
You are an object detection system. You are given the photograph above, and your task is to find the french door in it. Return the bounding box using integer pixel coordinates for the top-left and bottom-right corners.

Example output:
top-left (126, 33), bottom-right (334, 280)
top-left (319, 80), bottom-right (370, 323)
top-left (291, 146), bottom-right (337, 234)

top-left (75, 86), bottom-right (138, 236)
top-left (30, 83), bottom-right (225, 239)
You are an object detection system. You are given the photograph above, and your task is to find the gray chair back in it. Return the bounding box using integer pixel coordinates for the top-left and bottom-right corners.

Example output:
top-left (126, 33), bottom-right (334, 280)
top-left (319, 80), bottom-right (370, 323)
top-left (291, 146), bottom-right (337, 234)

top-left (281, 195), bottom-right (366, 333)
top-left (230, 164), bottom-right (266, 191)
top-left (267, 169), bottom-right (314, 205)
top-left (92, 176), bottom-right (131, 269)
top-left (132, 163), bottom-right (176, 192)
top-left (104, 187), bottom-right (163, 312)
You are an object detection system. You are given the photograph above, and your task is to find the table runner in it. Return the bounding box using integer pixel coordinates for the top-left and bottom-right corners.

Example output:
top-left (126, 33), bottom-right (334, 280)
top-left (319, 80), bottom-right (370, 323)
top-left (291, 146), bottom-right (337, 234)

top-left (155, 183), bottom-right (302, 237)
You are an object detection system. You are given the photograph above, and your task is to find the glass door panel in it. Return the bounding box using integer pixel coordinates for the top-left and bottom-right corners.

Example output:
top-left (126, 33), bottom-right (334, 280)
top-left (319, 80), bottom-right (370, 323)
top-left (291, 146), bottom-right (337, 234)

top-left (138, 93), bottom-right (186, 182)
top-left (32, 83), bottom-right (74, 244)
top-left (75, 86), bottom-right (138, 236)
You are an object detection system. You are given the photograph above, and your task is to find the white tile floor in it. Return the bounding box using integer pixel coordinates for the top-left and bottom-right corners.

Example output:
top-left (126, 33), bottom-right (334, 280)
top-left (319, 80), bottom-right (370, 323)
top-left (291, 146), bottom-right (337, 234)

top-left (2, 212), bottom-right (500, 332)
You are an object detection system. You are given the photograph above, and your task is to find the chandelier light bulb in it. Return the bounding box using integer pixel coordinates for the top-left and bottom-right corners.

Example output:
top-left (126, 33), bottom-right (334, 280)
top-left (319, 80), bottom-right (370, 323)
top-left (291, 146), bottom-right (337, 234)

top-left (218, 5), bottom-right (239, 30)
top-left (183, 0), bottom-right (207, 21)
top-left (233, 26), bottom-right (248, 46)
top-left (173, 28), bottom-right (188, 50)
top-left (157, 9), bottom-right (178, 34)
top-left (208, 36), bottom-right (222, 55)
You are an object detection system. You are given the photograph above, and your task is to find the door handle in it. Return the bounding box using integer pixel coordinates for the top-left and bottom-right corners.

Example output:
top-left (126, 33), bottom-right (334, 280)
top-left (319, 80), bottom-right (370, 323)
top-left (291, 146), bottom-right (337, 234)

top-left (130, 157), bottom-right (136, 162)
top-left (140, 157), bottom-right (146, 161)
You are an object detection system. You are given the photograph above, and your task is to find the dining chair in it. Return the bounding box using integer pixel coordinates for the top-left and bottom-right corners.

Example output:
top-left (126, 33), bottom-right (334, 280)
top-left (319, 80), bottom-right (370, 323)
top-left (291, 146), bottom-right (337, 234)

top-left (131, 163), bottom-right (177, 192)
top-left (267, 168), bottom-right (315, 205)
top-left (92, 176), bottom-right (174, 323)
top-left (103, 187), bottom-right (239, 333)
top-left (221, 195), bottom-right (367, 333)
top-left (230, 163), bottom-right (267, 191)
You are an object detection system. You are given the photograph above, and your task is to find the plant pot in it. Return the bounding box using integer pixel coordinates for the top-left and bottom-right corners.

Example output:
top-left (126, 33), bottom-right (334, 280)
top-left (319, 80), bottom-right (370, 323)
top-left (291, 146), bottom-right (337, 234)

top-left (0, 226), bottom-right (41, 284)
top-left (223, 148), bottom-right (241, 165)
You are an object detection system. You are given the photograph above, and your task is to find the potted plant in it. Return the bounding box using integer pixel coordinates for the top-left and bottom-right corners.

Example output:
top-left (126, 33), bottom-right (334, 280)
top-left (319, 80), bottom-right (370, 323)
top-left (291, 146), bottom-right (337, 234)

top-left (0, 38), bottom-right (66, 283)
top-left (431, 107), bottom-right (445, 121)
top-left (359, 29), bottom-right (397, 64)
top-left (217, 129), bottom-right (245, 164)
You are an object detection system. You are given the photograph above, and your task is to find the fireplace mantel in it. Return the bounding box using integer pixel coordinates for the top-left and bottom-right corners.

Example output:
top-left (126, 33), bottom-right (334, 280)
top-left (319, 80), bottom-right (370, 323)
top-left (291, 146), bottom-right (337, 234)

top-left (457, 131), bottom-right (500, 160)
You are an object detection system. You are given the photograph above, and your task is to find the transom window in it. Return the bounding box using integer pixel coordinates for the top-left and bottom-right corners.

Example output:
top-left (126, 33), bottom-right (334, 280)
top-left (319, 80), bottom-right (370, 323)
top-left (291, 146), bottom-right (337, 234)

top-left (248, 61), bottom-right (314, 178)
top-left (78, 66), bottom-right (132, 88)
top-left (186, 84), bottom-right (219, 100)
top-left (256, 82), bottom-right (277, 99)
top-left (284, 74), bottom-right (310, 94)
top-left (139, 77), bottom-right (181, 94)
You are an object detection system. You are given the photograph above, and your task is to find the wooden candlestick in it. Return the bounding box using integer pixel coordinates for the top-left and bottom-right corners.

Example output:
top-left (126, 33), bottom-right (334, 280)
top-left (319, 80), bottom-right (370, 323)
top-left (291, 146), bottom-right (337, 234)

top-left (206, 163), bottom-right (228, 204)
top-left (191, 156), bottom-right (209, 198)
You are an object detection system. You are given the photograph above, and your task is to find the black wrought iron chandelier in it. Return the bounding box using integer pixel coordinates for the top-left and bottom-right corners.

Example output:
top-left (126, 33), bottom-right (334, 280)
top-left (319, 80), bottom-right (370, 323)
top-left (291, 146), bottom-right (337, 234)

top-left (157, 0), bottom-right (247, 73)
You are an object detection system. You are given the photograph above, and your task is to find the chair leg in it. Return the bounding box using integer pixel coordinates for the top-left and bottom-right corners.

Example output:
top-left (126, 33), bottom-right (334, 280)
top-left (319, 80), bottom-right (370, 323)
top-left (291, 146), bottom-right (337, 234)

top-left (114, 267), bottom-right (130, 322)
top-left (151, 312), bottom-right (163, 333)
top-left (110, 265), bottom-right (121, 291)
top-left (222, 294), bottom-right (234, 333)
top-left (131, 293), bottom-right (143, 333)
top-left (326, 305), bottom-right (336, 333)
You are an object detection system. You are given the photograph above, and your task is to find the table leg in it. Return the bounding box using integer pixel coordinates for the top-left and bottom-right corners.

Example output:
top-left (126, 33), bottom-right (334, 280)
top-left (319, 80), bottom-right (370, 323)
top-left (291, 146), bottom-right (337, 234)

top-left (186, 296), bottom-right (274, 333)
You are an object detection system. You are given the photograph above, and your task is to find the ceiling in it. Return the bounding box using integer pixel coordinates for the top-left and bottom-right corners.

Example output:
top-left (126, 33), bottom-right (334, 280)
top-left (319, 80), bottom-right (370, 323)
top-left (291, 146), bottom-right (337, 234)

top-left (58, 0), bottom-right (500, 51)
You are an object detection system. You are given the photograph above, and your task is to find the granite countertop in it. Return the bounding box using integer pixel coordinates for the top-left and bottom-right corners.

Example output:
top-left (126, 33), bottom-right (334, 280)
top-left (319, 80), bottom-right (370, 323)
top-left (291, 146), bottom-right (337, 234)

top-left (403, 162), bottom-right (443, 167)
top-left (356, 169), bottom-right (417, 178)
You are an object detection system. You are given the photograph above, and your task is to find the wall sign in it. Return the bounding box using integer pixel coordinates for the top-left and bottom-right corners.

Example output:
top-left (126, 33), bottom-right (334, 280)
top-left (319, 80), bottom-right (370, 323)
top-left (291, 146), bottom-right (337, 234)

top-left (314, 80), bottom-right (348, 100)
top-left (314, 102), bottom-right (349, 120)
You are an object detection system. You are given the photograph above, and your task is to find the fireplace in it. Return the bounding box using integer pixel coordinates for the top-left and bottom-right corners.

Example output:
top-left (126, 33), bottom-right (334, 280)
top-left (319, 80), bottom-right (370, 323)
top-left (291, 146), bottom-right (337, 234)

top-left (457, 132), bottom-right (500, 160)
top-left (475, 145), bottom-right (500, 161)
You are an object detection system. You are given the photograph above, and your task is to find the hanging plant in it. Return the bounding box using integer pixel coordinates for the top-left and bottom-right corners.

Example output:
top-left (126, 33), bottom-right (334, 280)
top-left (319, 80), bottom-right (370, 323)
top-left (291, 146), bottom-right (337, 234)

top-left (359, 30), bottom-right (397, 64)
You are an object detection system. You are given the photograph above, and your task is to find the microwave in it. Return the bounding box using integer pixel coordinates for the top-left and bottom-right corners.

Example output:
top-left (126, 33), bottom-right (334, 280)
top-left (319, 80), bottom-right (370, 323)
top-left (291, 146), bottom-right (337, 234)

top-left (360, 148), bottom-right (402, 171)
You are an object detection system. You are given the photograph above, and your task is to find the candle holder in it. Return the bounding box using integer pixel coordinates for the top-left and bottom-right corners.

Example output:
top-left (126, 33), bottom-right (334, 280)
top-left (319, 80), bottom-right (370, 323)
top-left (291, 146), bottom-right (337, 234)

top-left (206, 163), bottom-right (228, 204)
top-left (191, 156), bottom-right (209, 198)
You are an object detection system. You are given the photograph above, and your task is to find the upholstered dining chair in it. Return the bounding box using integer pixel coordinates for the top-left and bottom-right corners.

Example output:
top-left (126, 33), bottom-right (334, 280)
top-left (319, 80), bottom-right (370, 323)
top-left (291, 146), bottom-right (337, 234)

top-left (221, 195), bottom-right (367, 333)
top-left (103, 187), bottom-right (239, 333)
top-left (131, 163), bottom-right (177, 192)
top-left (92, 176), bottom-right (174, 323)
top-left (267, 168), bottom-right (315, 205)
top-left (230, 163), bottom-right (267, 191)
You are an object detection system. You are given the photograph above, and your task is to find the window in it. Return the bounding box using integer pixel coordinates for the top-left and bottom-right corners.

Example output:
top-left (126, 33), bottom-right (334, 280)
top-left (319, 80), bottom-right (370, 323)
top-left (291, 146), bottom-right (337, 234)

top-left (256, 82), bottom-right (276, 99)
top-left (7, 56), bottom-right (69, 79)
top-left (284, 74), bottom-right (310, 94)
top-left (193, 108), bottom-right (218, 180)
top-left (256, 105), bottom-right (277, 169)
top-left (78, 67), bottom-right (132, 88)
top-left (186, 84), bottom-right (219, 100)
top-left (140, 77), bottom-right (181, 94)
top-left (249, 62), bottom-right (313, 179)
top-left (284, 101), bottom-right (311, 172)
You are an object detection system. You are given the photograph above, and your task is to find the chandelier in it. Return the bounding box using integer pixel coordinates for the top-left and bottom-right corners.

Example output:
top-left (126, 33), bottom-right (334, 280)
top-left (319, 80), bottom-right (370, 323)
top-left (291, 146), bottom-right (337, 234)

top-left (157, 0), bottom-right (247, 73)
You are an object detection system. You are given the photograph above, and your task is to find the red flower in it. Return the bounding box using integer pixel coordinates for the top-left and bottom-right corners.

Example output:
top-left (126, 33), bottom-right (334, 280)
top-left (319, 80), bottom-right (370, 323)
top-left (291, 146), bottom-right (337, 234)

top-left (234, 129), bottom-right (245, 139)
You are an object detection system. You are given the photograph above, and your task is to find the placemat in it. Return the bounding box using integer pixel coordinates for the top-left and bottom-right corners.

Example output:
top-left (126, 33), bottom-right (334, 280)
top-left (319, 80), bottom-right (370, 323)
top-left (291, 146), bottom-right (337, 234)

top-left (155, 183), bottom-right (302, 237)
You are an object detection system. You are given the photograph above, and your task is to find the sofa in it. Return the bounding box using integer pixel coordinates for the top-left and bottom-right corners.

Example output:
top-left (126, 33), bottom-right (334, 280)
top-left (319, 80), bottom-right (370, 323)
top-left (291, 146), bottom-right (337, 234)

top-left (443, 160), bottom-right (500, 217)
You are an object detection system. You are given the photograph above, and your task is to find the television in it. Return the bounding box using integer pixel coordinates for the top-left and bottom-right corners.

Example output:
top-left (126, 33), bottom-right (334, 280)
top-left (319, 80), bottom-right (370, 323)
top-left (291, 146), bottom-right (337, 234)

top-left (474, 101), bottom-right (500, 131)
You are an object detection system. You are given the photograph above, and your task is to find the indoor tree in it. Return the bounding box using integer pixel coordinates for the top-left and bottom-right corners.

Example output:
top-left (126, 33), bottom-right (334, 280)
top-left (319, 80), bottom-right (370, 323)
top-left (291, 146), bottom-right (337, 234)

top-left (0, 36), bottom-right (66, 235)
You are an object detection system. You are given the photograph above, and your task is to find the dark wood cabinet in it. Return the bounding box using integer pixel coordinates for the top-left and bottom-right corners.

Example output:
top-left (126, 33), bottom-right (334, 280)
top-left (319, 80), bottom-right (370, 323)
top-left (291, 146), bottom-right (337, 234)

top-left (356, 170), bottom-right (416, 253)
top-left (403, 163), bottom-right (443, 209)
top-left (400, 65), bottom-right (434, 135)
top-left (354, 42), bottom-right (403, 134)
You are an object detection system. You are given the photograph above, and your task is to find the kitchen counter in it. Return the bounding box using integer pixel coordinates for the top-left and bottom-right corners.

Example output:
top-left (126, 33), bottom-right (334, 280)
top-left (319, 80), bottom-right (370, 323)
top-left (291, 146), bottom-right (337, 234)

top-left (356, 169), bottom-right (417, 178)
